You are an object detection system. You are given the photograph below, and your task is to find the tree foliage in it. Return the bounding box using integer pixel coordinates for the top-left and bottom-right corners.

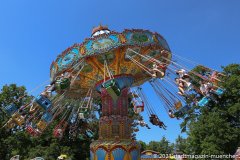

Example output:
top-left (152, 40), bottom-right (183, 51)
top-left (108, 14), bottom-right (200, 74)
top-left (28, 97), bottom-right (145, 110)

top-left (146, 137), bottom-right (174, 154)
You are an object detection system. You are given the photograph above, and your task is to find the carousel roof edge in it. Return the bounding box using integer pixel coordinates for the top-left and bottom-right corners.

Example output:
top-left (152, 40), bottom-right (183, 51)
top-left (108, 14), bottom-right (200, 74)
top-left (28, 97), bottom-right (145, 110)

top-left (54, 28), bottom-right (170, 60)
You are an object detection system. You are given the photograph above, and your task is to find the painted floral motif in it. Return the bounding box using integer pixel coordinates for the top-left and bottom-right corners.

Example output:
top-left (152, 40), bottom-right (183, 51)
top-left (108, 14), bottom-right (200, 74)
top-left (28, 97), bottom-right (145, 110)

top-left (92, 38), bottom-right (114, 50)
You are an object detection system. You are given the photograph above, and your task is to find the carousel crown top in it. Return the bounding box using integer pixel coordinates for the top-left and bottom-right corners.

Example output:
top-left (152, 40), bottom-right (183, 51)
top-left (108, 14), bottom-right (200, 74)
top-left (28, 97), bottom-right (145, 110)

top-left (91, 24), bottom-right (110, 37)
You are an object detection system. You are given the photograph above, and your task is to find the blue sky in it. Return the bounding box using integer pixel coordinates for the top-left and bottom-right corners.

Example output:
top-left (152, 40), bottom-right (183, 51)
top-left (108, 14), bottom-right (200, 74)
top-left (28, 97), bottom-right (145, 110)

top-left (0, 0), bottom-right (239, 143)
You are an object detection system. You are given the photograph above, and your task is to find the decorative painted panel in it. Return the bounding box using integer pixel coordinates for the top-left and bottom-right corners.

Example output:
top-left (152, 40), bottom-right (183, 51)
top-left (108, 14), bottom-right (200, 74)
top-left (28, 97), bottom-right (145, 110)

top-left (92, 38), bottom-right (114, 51)
top-left (96, 148), bottom-right (107, 160)
top-left (112, 124), bottom-right (120, 136)
top-left (130, 149), bottom-right (139, 160)
top-left (82, 63), bottom-right (93, 73)
top-left (50, 63), bottom-right (57, 81)
top-left (112, 148), bottom-right (126, 160)
top-left (57, 57), bottom-right (63, 70)
top-left (61, 52), bottom-right (77, 68)
top-left (84, 35), bottom-right (121, 56)
top-left (124, 31), bottom-right (153, 45)
top-left (90, 151), bottom-right (94, 160)
top-left (131, 32), bottom-right (152, 44)
top-left (97, 51), bottom-right (115, 65)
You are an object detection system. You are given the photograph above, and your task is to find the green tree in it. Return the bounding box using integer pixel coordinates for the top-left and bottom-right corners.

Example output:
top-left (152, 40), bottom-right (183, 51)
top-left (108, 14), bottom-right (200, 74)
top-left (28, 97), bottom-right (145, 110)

top-left (174, 135), bottom-right (188, 154)
top-left (138, 140), bottom-right (147, 152)
top-left (147, 137), bottom-right (174, 154)
top-left (0, 84), bottom-right (32, 159)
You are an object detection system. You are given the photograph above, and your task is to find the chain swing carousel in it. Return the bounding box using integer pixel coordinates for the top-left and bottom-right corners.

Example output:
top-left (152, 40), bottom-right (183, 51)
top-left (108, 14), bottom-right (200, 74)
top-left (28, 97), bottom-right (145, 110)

top-left (2, 25), bottom-right (225, 160)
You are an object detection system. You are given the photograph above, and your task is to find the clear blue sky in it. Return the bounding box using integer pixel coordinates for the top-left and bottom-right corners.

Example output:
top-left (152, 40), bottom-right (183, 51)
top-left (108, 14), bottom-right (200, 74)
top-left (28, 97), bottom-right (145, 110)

top-left (0, 0), bottom-right (239, 143)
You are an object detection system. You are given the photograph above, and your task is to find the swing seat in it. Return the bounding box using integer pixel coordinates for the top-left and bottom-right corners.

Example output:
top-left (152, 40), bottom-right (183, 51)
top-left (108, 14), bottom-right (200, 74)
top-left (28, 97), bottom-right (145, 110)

top-left (58, 154), bottom-right (68, 160)
top-left (37, 120), bottom-right (47, 131)
top-left (185, 82), bottom-right (192, 91)
top-left (149, 114), bottom-right (159, 125)
top-left (78, 112), bottom-right (85, 119)
top-left (156, 70), bottom-right (165, 78)
top-left (139, 122), bottom-right (146, 127)
top-left (53, 121), bottom-right (68, 138)
top-left (26, 125), bottom-right (40, 136)
top-left (69, 127), bottom-right (77, 137)
top-left (198, 97), bottom-right (210, 107)
top-left (149, 117), bottom-right (154, 124)
top-left (53, 128), bottom-right (64, 138)
top-left (102, 79), bottom-right (121, 99)
top-left (35, 95), bottom-right (52, 111)
top-left (152, 118), bottom-right (159, 126)
top-left (79, 108), bottom-right (89, 119)
top-left (131, 93), bottom-right (139, 98)
top-left (169, 113), bottom-right (175, 118)
top-left (6, 118), bottom-right (16, 129)
top-left (133, 100), bottom-right (144, 113)
top-left (41, 112), bottom-right (53, 123)
top-left (86, 130), bottom-right (94, 138)
top-left (133, 128), bottom-right (139, 132)
top-left (175, 105), bottom-right (191, 117)
top-left (26, 125), bottom-right (35, 135)
top-left (70, 113), bottom-right (77, 124)
top-left (4, 104), bottom-right (18, 116)
top-left (55, 78), bottom-right (70, 90)
top-left (175, 101), bottom-right (182, 110)
top-left (215, 88), bottom-right (224, 96)
top-left (134, 107), bottom-right (143, 114)
top-left (12, 113), bottom-right (25, 126)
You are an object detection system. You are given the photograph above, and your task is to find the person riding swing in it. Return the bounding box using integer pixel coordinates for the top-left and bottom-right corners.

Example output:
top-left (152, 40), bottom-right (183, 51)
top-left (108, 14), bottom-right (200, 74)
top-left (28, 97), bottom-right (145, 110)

top-left (168, 109), bottom-right (175, 118)
top-left (152, 62), bottom-right (166, 78)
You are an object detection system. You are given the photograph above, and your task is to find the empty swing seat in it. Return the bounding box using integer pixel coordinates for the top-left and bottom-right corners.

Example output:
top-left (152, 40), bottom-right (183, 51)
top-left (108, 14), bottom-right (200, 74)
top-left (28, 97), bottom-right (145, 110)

top-left (198, 97), bottom-right (210, 107)
top-left (175, 101), bottom-right (182, 110)
top-left (132, 99), bottom-right (144, 113)
top-left (215, 88), bottom-right (224, 96)
top-left (4, 104), bottom-right (18, 116)
top-left (79, 113), bottom-right (85, 119)
top-left (35, 95), bottom-right (52, 111)
top-left (102, 79), bottom-right (121, 100)
top-left (78, 109), bottom-right (89, 119)
top-left (86, 130), bottom-right (94, 138)
top-left (41, 112), bottom-right (53, 123)
top-left (55, 78), bottom-right (70, 90)
top-left (70, 113), bottom-right (77, 124)
top-left (37, 120), bottom-right (48, 131)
